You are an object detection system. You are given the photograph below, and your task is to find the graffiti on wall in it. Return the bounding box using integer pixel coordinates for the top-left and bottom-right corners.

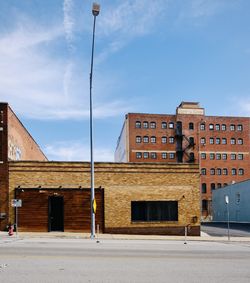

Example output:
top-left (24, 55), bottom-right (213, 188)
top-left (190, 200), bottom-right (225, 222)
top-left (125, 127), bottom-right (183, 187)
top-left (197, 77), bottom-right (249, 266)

top-left (8, 137), bottom-right (22, 160)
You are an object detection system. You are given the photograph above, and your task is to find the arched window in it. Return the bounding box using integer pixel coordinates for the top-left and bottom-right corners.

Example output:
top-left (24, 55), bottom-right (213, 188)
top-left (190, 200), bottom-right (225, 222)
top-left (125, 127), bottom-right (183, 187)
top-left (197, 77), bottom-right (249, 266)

top-left (200, 123), bottom-right (205, 130)
top-left (239, 168), bottom-right (244, 175)
top-left (143, 121), bottom-right (148, 128)
top-left (210, 168), bottom-right (215, 175)
top-left (189, 137), bottom-right (194, 146)
top-left (211, 183), bottom-right (216, 190)
top-left (189, 122), bottom-right (194, 130)
top-left (223, 168), bottom-right (228, 175)
top-left (161, 122), bottom-right (167, 129)
top-left (150, 122), bottom-right (156, 129)
top-left (161, 136), bottom-right (167, 144)
top-left (169, 122), bottom-right (174, 129)
top-left (201, 168), bottom-right (206, 175)
top-left (189, 152), bottom-right (195, 162)
top-left (201, 183), bottom-right (207, 194)
top-left (143, 136), bottom-right (149, 143)
top-left (230, 138), bottom-right (236, 145)
top-left (150, 136), bottom-right (156, 143)
top-left (135, 121), bottom-right (141, 128)
top-left (136, 136), bottom-right (141, 143)
top-left (209, 124), bottom-right (214, 130)
top-left (238, 138), bottom-right (243, 145)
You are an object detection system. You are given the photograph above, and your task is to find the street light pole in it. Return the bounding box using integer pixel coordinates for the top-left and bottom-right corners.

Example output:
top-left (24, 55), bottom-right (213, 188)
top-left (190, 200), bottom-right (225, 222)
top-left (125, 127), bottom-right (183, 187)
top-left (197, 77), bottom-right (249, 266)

top-left (89, 2), bottom-right (100, 239)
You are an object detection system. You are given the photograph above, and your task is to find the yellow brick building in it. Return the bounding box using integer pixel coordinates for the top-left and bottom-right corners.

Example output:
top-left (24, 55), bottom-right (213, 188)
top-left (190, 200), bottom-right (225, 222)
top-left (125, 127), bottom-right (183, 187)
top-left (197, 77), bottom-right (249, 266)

top-left (8, 161), bottom-right (200, 236)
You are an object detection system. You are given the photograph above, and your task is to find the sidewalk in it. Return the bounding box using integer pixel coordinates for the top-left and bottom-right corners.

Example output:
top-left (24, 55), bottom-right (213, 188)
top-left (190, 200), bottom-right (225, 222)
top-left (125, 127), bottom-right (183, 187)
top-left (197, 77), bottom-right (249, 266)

top-left (1, 231), bottom-right (250, 242)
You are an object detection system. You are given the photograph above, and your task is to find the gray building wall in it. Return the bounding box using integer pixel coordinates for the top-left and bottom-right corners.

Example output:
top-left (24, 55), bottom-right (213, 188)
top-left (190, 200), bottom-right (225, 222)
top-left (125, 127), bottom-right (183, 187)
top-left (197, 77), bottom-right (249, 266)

top-left (212, 179), bottom-right (250, 222)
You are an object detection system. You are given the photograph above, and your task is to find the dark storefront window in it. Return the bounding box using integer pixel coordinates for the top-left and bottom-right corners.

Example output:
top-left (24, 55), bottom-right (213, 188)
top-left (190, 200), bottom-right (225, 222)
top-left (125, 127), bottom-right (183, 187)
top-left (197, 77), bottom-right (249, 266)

top-left (131, 201), bottom-right (178, 222)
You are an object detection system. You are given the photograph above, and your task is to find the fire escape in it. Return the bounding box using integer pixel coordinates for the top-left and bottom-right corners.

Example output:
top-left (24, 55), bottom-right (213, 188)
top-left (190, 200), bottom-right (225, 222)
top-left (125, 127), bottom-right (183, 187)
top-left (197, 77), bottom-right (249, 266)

top-left (175, 121), bottom-right (195, 163)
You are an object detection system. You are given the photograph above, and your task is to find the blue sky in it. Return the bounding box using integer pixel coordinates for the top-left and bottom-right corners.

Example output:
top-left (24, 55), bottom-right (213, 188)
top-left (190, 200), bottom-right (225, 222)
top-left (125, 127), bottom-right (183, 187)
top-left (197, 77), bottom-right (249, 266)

top-left (0, 0), bottom-right (250, 161)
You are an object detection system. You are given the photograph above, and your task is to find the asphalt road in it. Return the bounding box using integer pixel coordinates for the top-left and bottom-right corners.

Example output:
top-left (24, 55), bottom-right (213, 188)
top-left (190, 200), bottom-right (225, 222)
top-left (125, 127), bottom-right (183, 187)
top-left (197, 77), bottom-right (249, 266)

top-left (1, 237), bottom-right (250, 283)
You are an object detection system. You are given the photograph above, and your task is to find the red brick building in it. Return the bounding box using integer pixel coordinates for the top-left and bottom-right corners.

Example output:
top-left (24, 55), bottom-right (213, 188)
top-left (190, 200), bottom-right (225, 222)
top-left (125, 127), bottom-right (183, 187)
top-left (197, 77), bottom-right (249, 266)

top-left (115, 102), bottom-right (250, 218)
top-left (0, 102), bottom-right (47, 230)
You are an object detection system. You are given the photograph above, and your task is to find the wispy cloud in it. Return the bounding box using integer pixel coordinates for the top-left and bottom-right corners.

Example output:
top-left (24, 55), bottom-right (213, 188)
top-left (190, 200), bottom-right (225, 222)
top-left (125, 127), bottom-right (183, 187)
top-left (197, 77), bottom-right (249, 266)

top-left (44, 141), bottom-right (114, 161)
top-left (96, 0), bottom-right (168, 62)
top-left (0, 17), bottom-right (131, 120)
top-left (177, 0), bottom-right (237, 22)
top-left (63, 0), bottom-right (75, 51)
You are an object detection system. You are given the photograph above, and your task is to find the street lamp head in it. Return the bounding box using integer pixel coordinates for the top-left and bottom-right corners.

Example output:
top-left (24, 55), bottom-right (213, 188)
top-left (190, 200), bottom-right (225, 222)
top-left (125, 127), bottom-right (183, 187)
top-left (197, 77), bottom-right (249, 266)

top-left (92, 3), bottom-right (100, 16)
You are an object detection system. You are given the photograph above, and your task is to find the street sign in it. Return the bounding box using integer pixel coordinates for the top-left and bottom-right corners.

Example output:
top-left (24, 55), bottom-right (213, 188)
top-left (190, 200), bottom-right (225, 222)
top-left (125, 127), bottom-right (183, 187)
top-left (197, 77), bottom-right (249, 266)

top-left (11, 199), bottom-right (22, 208)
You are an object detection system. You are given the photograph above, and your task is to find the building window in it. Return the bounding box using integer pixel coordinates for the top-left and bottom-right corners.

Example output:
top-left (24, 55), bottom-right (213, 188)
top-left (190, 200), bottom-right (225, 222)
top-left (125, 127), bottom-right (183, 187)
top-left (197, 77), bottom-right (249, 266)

top-left (209, 124), bottom-right (214, 130)
top-left (202, 200), bottom-right (208, 211)
top-left (215, 124), bottom-right (220, 131)
top-left (232, 168), bottom-right (237, 175)
top-left (238, 168), bottom-right (244, 175)
top-left (135, 121), bottom-right (141, 128)
top-left (237, 124), bottom-right (243, 131)
top-left (136, 136), bottom-right (142, 143)
top-left (161, 122), bottom-right (167, 129)
top-left (143, 136), bottom-right (149, 143)
top-left (200, 123), bottom-right (205, 131)
top-left (169, 122), bottom-right (174, 129)
top-left (162, 136), bottom-right (167, 144)
top-left (162, 152), bottom-right (167, 159)
top-left (238, 138), bottom-right (243, 145)
top-left (131, 201), bottom-right (178, 222)
top-left (210, 153), bottom-right (215, 160)
top-left (210, 168), bottom-right (215, 175)
top-left (230, 138), bottom-right (236, 145)
top-left (223, 183), bottom-right (228, 187)
top-left (231, 154), bottom-right (236, 160)
top-left (143, 121), bottom-right (148, 128)
top-left (202, 183), bottom-right (207, 194)
top-left (189, 152), bottom-right (195, 162)
top-left (216, 138), bottom-right (220, 145)
top-left (150, 122), bottom-right (156, 129)
top-left (151, 152), bottom-right (157, 159)
top-left (238, 154), bottom-right (243, 160)
top-left (169, 137), bottom-right (174, 144)
top-left (143, 152), bottom-right (149, 159)
top-left (201, 153), bottom-right (206, 159)
top-left (200, 137), bottom-right (206, 145)
top-left (201, 168), bottom-right (206, 175)
top-left (189, 122), bottom-right (194, 130)
top-left (169, 153), bottom-right (175, 159)
top-left (209, 138), bottom-right (214, 144)
top-left (211, 183), bottom-right (216, 190)
top-left (230, 124), bottom-right (235, 131)
top-left (235, 193), bottom-right (240, 204)
top-left (222, 138), bottom-right (227, 145)
top-left (189, 137), bottom-right (194, 146)
top-left (151, 136), bottom-right (156, 143)
top-left (223, 168), bottom-right (228, 175)
top-left (217, 168), bottom-right (222, 175)
top-left (221, 124), bottom-right (226, 131)
top-left (217, 183), bottom-right (222, 188)
top-left (136, 152), bottom-right (142, 159)
top-left (222, 153), bottom-right (227, 160)
top-left (216, 153), bottom-right (221, 160)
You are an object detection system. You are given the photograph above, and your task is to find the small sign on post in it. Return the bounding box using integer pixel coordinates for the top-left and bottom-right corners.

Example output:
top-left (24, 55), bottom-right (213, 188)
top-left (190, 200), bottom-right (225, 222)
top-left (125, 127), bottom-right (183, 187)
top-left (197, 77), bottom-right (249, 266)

top-left (11, 199), bottom-right (22, 207)
top-left (11, 199), bottom-right (22, 237)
